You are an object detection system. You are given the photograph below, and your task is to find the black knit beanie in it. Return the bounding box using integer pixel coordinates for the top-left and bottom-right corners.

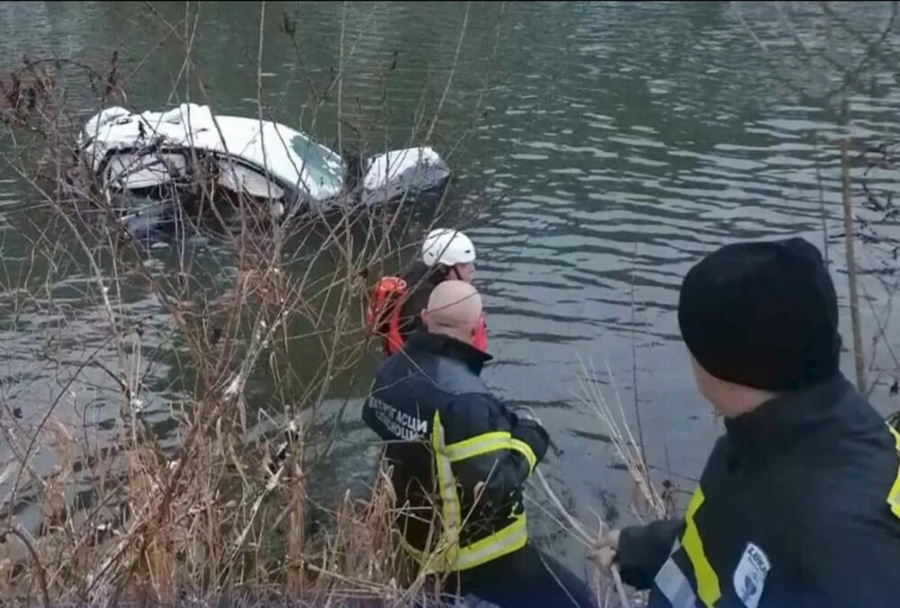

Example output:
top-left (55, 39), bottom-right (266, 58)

top-left (677, 237), bottom-right (842, 392)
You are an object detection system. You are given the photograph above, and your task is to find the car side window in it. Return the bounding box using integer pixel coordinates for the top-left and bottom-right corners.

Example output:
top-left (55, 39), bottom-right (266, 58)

top-left (104, 151), bottom-right (188, 191)
top-left (214, 158), bottom-right (285, 201)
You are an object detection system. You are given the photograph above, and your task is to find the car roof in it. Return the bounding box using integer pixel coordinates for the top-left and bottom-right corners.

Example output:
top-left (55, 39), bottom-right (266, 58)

top-left (83, 104), bottom-right (344, 201)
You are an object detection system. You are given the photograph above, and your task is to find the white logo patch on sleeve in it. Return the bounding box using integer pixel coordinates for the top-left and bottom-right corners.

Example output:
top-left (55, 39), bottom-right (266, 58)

top-left (733, 542), bottom-right (771, 608)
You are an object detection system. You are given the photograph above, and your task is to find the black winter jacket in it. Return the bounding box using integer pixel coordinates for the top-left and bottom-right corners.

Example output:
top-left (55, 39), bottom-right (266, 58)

top-left (397, 262), bottom-right (447, 343)
top-left (617, 375), bottom-right (900, 608)
top-left (361, 331), bottom-right (549, 552)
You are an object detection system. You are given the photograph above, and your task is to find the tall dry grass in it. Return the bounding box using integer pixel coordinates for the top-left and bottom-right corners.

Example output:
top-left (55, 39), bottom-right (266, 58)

top-left (0, 5), bottom-right (496, 604)
top-left (526, 359), bottom-right (677, 608)
top-left (1, 5), bottom-right (705, 607)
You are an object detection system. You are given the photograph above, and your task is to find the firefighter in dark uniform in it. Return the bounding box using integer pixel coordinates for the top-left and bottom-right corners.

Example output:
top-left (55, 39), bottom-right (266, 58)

top-left (597, 238), bottom-right (900, 608)
top-left (362, 280), bottom-right (596, 608)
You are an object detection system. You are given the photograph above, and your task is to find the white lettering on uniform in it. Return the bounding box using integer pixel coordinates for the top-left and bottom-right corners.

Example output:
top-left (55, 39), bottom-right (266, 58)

top-left (733, 542), bottom-right (771, 608)
top-left (368, 396), bottom-right (427, 440)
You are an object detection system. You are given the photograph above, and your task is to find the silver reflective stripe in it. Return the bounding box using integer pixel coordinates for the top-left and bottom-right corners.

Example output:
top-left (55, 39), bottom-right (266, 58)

top-left (655, 556), bottom-right (699, 608)
top-left (669, 538), bottom-right (682, 557)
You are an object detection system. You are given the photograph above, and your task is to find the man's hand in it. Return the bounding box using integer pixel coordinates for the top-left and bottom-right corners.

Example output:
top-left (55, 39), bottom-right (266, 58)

top-left (590, 529), bottom-right (621, 569)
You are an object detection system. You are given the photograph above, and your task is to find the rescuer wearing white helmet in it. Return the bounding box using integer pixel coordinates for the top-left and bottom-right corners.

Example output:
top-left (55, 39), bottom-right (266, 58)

top-left (396, 228), bottom-right (482, 346)
top-left (420, 228), bottom-right (477, 282)
top-left (366, 227), bottom-right (487, 356)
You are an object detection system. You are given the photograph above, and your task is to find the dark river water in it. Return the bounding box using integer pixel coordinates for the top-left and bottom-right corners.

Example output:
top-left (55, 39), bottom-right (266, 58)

top-left (2, 1), bottom-right (900, 573)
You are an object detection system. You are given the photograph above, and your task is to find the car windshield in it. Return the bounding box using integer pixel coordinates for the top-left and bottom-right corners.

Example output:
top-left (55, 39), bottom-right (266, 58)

top-left (289, 133), bottom-right (343, 195)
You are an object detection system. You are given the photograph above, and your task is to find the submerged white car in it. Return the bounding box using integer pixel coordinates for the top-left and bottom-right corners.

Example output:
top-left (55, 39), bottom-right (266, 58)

top-left (76, 103), bottom-right (450, 230)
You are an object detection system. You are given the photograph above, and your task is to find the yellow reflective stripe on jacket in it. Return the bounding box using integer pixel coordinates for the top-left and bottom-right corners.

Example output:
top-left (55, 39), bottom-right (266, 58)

top-left (445, 431), bottom-right (514, 462)
top-left (443, 431), bottom-right (538, 473)
top-left (453, 513), bottom-right (527, 570)
top-left (431, 411), bottom-right (461, 541)
top-left (510, 438), bottom-right (537, 473)
top-left (682, 487), bottom-right (722, 608)
top-left (887, 423), bottom-right (900, 520)
top-left (401, 514), bottom-right (528, 573)
top-left (403, 412), bottom-right (530, 573)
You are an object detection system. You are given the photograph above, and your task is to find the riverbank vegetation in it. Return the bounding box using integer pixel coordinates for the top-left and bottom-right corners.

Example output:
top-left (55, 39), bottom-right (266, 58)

top-left (0, 5), bottom-right (499, 604)
top-left (1, 3), bottom-right (898, 608)
top-left (0, 4), bottom-right (641, 606)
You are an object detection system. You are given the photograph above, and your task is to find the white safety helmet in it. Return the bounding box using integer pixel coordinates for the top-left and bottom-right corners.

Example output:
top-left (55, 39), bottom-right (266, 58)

top-left (421, 228), bottom-right (476, 268)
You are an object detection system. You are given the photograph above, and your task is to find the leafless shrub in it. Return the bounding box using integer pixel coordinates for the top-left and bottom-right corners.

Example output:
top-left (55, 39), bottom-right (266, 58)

top-left (0, 3), bottom-right (500, 605)
top-left (734, 0), bottom-right (900, 402)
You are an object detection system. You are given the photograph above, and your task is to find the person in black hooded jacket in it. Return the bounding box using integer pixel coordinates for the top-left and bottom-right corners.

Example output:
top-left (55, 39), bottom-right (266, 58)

top-left (396, 258), bottom-right (450, 341)
top-left (363, 280), bottom-right (596, 608)
top-left (596, 237), bottom-right (900, 608)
